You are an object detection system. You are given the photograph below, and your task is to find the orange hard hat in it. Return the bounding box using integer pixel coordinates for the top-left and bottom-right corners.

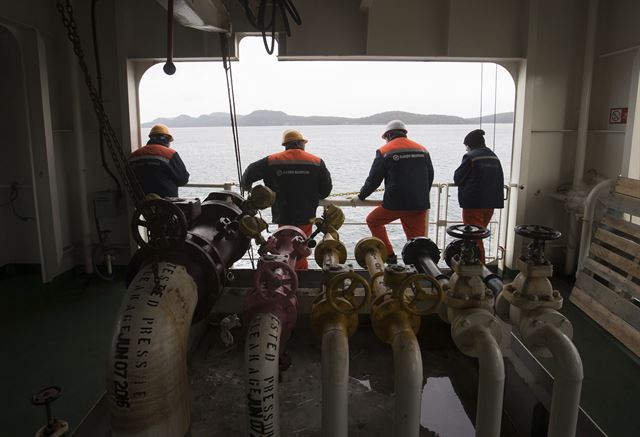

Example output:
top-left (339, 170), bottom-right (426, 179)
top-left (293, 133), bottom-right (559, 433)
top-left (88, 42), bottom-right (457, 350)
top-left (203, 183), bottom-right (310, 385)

top-left (149, 124), bottom-right (173, 142)
top-left (281, 129), bottom-right (307, 146)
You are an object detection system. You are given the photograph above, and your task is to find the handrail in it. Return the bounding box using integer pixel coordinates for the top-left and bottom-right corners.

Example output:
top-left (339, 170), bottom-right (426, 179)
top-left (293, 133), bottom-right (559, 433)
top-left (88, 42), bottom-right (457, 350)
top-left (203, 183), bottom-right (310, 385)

top-left (181, 181), bottom-right (519, 267)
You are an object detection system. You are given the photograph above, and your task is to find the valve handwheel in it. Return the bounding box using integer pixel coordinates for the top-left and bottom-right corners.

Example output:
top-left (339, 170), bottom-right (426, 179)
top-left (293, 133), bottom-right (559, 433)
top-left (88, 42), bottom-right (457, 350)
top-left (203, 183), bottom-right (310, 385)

top-left (131, 198), bottom-right (188, 250)
top-left (326, 272), bottom-right (371, 314)
top-left (32, 386), bottom-right (62, 406)
top-left (397, 274), bottom-right (444, 316)
top-left (255, 261), bottom-right (299, 299)
top-left (446, 224), bottom-right (491, 240)
top-left (514, 224), bottom-right (562, 240)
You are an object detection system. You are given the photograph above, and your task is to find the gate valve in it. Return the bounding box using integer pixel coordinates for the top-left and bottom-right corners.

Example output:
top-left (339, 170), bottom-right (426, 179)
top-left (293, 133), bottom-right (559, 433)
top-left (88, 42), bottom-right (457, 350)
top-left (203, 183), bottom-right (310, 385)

top-left (32, 386), bottom-right (69, 437)
top-left (515, 224), bottom-right (561, 265)
top-left (325, 269), bottom-right (371, 314)
top-left (131, 198), bottom-right (188, 250)
top-left (254, 254), bottom-right (299, 299)
top-left (446, 224), bottom-right (490, 265)
top-left (497, 224), bottom-right (563, 316)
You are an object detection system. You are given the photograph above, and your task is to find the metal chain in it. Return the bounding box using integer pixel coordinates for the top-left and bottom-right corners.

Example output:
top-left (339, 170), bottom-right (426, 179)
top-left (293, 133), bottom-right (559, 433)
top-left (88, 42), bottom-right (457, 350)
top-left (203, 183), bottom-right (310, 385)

top-left (328, 188), bottom-right (384, 198)
top-left (57, 0), bottom-right (158, 288)
top-left (56, 0), bottom-right (145, 207)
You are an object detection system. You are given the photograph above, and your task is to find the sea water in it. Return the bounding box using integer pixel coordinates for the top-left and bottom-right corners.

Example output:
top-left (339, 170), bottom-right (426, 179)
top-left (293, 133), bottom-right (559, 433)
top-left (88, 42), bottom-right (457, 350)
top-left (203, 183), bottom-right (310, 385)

top-left (172, 123), bottom-right (514, 266)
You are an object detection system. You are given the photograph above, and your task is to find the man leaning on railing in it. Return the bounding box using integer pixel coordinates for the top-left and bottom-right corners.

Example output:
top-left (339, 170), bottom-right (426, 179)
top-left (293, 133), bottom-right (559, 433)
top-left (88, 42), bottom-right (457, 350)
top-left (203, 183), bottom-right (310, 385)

top-left (350, 120), bottom-right (435, 264)
top-left (453, 129), bottom-right (505, 263)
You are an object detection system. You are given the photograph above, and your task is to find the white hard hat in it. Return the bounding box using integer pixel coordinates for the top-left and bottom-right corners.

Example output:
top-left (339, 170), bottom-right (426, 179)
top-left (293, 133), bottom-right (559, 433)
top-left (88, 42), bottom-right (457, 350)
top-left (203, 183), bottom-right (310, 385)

top-left (382, 120), bottom-right (407, 138)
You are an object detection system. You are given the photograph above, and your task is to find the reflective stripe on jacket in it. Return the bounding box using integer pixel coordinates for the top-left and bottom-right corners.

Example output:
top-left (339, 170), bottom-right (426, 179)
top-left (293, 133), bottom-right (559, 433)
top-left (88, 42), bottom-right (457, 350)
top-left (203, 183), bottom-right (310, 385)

top-left (129, 143), bottom-right (190, 197)
top-left (453, 146), bottom-right (504, 209)
top-left (241, 148), bottom-right (332, 224)
top-left (358, 137), bottom-right (434, 211)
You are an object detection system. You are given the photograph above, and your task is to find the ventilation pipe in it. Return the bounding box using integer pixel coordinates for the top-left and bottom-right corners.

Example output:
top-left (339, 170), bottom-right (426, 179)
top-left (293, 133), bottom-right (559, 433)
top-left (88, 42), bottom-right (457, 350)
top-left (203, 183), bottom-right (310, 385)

top-left (566, 0), bottom-right (599, 275)
top-left (69, 47), bottom-right (93, 274)
top-left (107, 189), bottom-right (271, 436)
top-left (243, 226), bottom-right (310, 437)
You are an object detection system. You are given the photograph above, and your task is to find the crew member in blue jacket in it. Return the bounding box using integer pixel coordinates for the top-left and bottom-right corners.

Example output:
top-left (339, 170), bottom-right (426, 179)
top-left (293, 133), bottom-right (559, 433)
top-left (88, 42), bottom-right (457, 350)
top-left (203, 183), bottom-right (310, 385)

top-left (129, 124), bottom-right (190, 198)
top-left (453, 129), bottom-right (504, 263)
top-left (352, 120), bottom-right (434, 264)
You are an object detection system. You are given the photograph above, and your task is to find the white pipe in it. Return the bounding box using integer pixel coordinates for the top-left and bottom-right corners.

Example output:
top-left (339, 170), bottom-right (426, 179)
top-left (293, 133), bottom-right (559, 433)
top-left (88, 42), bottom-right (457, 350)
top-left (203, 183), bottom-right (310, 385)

top-left (531, 325), bottom-right (584, 437)
top-left (576, 178), bottom-right (617, 274)
top-left (69, 48), bottom-right (93, 274)
top-left (473, 327), bottom-right (505, 437)
top-left (321, 320), bottom-right (349, 437)
top-left (564, 218), bottom-right (580, 276)
top-left (566, 0), bottom-right (599, 275)
top-left (391, 328), bottom-right (423, 437)
top-left (573, 0), bottom-right (598, 187)
top-left (245, 313), bottom-right (281, 437)
top-left (107, 262), bottom-right (198, 437)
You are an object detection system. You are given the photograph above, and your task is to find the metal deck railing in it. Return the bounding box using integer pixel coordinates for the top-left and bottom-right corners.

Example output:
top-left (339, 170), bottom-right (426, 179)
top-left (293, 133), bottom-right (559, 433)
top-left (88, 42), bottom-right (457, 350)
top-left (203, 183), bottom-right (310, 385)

top-left (182, 182), bottom-right (518, 270)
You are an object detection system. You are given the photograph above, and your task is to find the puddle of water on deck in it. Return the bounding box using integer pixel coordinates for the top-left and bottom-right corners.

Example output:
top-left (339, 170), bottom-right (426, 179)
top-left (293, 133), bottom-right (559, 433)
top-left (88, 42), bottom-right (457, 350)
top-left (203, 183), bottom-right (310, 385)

top-left (421, 377), bottom-right (475, 436)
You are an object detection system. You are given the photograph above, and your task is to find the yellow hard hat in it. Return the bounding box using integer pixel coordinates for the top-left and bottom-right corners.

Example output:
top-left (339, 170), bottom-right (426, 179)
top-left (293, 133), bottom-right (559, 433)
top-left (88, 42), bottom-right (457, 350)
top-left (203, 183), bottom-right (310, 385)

top-left (149, 124), bottom-right (173, 142)
top-left (281, 129), bottom-right (307, 146)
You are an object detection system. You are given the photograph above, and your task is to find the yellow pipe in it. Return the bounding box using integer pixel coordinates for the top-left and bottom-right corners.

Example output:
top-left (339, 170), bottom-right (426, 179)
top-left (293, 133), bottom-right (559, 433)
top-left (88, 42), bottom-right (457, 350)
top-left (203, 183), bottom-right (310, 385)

top-left (311, 232), bottom-right (364, 437)
top-left (354, 237), bottom-right (422, 437)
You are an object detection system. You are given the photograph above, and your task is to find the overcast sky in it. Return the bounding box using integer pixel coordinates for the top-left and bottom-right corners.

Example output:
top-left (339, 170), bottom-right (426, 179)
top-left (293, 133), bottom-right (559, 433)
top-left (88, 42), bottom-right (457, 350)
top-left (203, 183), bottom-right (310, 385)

top-left (139, 37), bottom-right (516, 123)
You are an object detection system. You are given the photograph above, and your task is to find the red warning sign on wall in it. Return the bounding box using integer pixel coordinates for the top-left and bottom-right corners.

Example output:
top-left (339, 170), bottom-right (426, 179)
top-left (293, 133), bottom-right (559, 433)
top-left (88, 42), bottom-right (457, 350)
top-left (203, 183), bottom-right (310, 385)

top-left (609, 107), bottom-right (628, 124)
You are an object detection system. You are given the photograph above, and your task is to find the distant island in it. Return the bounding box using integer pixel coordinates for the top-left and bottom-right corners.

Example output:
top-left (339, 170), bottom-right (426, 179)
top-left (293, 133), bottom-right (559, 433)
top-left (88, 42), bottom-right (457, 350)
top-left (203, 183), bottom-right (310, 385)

top-left (142, 110), bottom-right (514, 128)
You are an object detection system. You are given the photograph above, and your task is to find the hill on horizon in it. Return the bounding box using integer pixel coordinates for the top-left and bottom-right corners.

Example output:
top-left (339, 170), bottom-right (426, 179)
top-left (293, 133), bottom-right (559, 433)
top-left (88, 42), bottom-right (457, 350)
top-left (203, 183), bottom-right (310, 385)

top-left (142, 110), bottom-right (514, 128)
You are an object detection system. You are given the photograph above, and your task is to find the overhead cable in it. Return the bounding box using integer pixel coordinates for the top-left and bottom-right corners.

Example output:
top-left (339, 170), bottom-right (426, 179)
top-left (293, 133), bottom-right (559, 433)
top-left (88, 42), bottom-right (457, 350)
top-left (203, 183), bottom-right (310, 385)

top-left (220, 33), bottom-right (245, 196)
top-left (237, 0), bottom-right (302, 54)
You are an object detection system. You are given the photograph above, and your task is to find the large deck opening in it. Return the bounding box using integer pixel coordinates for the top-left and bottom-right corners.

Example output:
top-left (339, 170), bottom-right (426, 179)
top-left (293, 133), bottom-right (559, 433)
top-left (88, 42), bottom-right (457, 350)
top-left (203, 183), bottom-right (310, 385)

top-left (138, 37), bottom-right (516, 268)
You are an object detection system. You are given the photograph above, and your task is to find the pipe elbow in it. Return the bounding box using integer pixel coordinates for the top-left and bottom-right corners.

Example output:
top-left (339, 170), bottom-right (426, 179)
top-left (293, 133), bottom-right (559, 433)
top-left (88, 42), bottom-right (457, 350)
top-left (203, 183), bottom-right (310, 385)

top-left (107, 263), bottom-right (198, 437)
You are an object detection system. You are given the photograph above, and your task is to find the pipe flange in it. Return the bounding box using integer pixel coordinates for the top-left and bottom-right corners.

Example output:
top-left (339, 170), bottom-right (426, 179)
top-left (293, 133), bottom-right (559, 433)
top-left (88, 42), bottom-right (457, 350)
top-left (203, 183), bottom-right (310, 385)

top-left (354, 237), bottom-right (387, 268)
top-left (314, 238), bottom-right (348, 266)
top-left (204, 190), bottom-right (246, 208)
top-left (450, 309), bottom-right (503, 357)
top-left (310, 298), bottom-right (358, 338)
top-left (501, 282), bottom-right (563, 310)
top-left (401, 237), bottom-right (440, 266)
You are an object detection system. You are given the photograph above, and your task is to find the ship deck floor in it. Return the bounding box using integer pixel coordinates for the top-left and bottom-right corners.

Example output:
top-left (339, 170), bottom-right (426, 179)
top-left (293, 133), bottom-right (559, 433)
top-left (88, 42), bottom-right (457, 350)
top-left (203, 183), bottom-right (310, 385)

top-left (1, 268), bottom-right (638, 436)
